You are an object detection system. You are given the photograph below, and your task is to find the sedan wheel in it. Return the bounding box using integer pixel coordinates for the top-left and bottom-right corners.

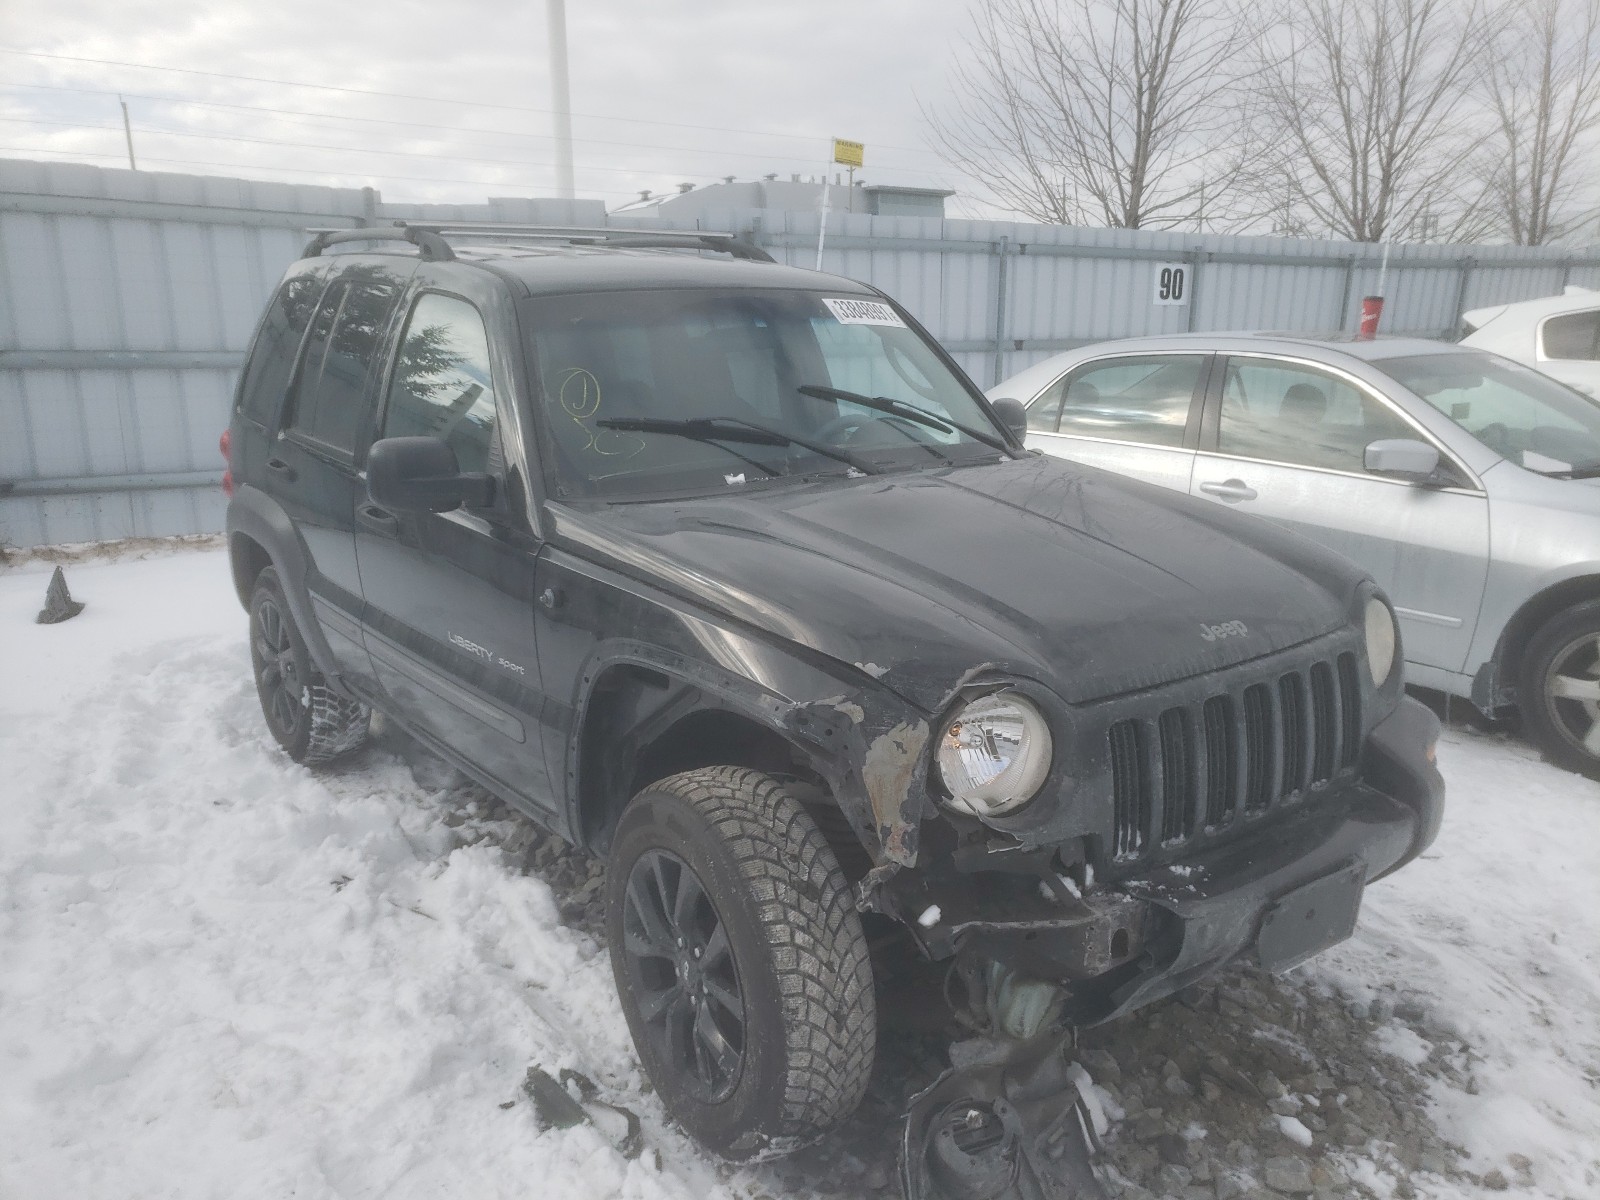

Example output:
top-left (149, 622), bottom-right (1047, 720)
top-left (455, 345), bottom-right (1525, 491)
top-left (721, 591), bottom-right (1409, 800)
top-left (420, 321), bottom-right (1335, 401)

top-left (1543, 633), bottom-right (1600, 758)
top-left (1521, 600), bottom-right (1600, 780)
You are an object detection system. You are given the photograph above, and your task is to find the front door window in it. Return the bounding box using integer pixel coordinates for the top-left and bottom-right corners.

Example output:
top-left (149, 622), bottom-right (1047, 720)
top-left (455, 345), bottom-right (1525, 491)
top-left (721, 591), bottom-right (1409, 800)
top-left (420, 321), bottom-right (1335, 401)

top-left (384, 293), bottom-right (500, 475)
top-left (1031, 355), bottom-right (1205, 446)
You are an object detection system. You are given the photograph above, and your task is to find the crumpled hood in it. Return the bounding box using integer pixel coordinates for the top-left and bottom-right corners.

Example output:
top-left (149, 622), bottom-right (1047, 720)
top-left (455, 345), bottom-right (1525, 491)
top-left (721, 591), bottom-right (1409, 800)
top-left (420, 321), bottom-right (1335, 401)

top-left (550, 455), bottom-right (1364, 711)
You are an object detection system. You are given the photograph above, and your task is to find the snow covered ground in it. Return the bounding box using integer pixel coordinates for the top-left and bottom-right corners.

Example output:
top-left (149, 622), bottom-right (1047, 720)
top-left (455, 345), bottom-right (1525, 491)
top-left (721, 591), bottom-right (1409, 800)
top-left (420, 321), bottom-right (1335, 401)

top-left (1, 543), bottom-right (1596, 1200)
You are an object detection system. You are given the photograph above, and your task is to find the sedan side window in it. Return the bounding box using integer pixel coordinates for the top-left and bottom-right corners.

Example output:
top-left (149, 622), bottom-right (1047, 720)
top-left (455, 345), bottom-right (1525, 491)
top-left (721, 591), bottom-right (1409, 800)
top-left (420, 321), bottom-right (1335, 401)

top-left (1219, 360), bottom-right (1417, 474)
top-left (1033, 355), bottom-right (1204, 446)
top-left (384, 293), bottom-right (500, 476)
top-left (1541, 310), bottom-right (1600, 361)
top-left (1025, 386), bottom-right (1065, 432)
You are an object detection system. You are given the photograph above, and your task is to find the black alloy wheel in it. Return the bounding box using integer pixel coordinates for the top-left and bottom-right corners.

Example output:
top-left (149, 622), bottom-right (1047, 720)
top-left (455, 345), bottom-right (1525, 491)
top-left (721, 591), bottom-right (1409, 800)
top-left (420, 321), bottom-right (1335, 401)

top-left (604, 766), bottom-right (876, 1159)
top-left (252, 590), bottom-right (304, 742)
top-left (247, 567), bottom-right (369, 766)
top-left (619, 849), bottom-right (745, 1104)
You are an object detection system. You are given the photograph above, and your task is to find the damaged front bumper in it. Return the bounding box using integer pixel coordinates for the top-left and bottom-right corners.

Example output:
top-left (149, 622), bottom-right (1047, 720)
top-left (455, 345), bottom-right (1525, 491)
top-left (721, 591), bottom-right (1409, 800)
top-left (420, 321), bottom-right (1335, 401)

top-left (880, 697), bottom-right (1445, 1027)
top-left (894, 698), bottom-right (1442, 1198)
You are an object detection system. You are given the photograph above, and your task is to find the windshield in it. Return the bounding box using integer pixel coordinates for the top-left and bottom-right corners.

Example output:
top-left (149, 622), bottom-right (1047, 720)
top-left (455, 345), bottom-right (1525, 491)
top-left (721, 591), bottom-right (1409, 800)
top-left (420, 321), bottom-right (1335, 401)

top-left (521, 288), bottom-right (1008, 498)
top-left (1375, 350), bottom-right (1600, 476)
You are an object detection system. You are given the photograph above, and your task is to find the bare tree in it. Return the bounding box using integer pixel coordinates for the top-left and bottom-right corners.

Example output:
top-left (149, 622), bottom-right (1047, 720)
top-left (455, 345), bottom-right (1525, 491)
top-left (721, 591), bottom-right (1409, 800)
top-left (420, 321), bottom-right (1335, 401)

top-left (926, 0), bottom-right (1254, 229)
top-left (1250, 0), bottom-right (1500, 242)
top-left (1485, 0), bottom-right (1600, 244)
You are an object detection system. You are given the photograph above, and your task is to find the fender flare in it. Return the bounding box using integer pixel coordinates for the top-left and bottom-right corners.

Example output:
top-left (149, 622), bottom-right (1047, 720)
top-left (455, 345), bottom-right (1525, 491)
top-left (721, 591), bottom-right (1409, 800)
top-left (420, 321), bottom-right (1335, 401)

top-left (563, 638), bottom-right (929, 865)
top-left (225, 484), bottom-right (347, 690)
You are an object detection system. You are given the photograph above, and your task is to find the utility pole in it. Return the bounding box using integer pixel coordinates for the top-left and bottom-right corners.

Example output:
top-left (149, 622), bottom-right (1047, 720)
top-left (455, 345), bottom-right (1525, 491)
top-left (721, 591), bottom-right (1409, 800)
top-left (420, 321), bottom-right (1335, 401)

top-left (546, 0), bottom-right (575, 200)
top-left (118, 95), bottom-right (137, 170)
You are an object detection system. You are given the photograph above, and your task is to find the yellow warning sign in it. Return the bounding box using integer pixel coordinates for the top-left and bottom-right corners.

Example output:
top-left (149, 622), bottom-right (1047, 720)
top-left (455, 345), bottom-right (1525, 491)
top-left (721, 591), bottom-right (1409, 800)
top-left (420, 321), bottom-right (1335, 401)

top-left (832, 138), bottom-right (865, 168)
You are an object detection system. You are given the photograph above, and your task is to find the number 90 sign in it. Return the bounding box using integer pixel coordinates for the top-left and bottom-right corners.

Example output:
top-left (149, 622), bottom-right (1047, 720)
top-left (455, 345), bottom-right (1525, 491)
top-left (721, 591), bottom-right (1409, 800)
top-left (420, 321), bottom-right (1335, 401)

top-left (1154, 263), bottom-right (1188, 306)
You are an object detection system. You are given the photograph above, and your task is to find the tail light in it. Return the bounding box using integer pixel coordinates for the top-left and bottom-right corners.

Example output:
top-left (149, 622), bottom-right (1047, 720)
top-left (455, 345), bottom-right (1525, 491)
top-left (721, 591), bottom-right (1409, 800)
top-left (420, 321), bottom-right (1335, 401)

top-left (220, 427), bottom-right (234, 498)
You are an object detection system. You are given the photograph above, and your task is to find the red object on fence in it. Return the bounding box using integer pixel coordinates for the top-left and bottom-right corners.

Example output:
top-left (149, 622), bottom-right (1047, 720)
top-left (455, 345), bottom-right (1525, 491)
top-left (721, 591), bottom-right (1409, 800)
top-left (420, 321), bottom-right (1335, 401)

top-left (1359, 295), bottom-right (1385, 339)
top-left (219, 428), bottom-right (234, 498)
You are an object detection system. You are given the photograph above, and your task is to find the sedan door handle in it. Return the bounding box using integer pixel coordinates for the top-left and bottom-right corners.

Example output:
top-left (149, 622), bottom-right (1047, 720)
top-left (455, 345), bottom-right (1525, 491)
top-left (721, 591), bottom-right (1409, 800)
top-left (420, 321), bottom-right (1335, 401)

top-left (1199, 478), bottom-right (1258, 502)
top-left (265, 457), bottom-right (297, 482)
top-left (357, 503), bottom-right (399, 535)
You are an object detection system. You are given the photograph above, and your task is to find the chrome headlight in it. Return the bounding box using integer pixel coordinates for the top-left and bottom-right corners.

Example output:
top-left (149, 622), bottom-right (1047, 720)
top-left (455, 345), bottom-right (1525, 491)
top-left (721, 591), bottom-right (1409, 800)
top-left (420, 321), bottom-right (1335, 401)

top-left (1364, 596), bottom-right (1398, 686)
top-left (934, 692), bottom-right (1053, 818)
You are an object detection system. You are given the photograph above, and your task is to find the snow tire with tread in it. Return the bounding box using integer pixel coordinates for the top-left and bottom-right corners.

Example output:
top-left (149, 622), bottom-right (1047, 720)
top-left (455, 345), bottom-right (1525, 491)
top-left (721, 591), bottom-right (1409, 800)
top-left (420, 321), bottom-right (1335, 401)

top-left (248, 567), bottom-right (368, 766)
top-left (605, 766), bottom-right (876, 1160)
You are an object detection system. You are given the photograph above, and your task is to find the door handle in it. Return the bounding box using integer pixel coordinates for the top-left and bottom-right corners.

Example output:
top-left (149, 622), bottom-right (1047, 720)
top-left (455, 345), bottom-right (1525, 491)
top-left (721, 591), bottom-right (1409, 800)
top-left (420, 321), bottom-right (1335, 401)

top-left (1199, 478), bottom-right (1258, 502)
top-left (265, 457), bottom-right (297, 482)
top-left (357, 503), bottom-right (399, 535)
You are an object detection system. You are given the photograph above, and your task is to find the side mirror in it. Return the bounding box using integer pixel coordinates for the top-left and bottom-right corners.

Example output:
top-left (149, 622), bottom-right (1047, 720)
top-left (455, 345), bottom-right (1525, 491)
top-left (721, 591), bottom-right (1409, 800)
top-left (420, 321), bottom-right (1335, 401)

top-left (367, 436), bottom-right (494, 513)
top-left (989, 396), bottom-right (1029, 443)
top-left (1364, 438), bottom-right (1441, 483)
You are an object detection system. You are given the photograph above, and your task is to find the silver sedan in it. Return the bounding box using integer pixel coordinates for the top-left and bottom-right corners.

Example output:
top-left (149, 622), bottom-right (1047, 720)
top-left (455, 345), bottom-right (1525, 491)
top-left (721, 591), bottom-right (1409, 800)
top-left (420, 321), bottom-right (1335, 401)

top-left (990, 333), bottom-right (1600, 778)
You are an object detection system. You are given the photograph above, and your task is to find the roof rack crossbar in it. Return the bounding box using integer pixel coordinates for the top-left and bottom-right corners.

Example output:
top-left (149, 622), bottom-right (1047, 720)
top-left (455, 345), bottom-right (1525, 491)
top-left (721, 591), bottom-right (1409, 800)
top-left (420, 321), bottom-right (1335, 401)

top-left (302, 226), bottom-right (454, 261)
top-left (367, 221), bottom-right (775, 263)
top-left (301, 221), bottom-right (774, 264)
top-left (409, 222), bottom-right (775, 263)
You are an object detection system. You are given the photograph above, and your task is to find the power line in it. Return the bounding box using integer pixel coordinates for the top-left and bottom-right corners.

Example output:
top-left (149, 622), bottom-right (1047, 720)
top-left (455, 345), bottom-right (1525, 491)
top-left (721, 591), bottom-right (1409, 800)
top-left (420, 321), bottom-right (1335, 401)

top-left (0, 144), bottom-right (641, 197)
top-left (0, 82), bottom-right (947, 175)
top-left (0, 46), bottom-right (946, 156)
top-left (0, 116), bottom-right (739, 181)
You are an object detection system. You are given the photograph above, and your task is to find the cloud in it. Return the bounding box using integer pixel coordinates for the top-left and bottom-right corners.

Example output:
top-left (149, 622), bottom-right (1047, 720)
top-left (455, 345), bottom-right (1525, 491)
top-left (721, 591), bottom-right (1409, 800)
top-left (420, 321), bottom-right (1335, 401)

top-left (2, 0), bottom-right (977, 210)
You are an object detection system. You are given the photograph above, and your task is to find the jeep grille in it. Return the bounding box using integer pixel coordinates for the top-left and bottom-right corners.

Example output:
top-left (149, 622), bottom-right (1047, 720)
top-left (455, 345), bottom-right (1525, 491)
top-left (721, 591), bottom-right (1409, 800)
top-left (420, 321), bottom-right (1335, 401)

top-left (1107, 652), bottom-right (1361, 862)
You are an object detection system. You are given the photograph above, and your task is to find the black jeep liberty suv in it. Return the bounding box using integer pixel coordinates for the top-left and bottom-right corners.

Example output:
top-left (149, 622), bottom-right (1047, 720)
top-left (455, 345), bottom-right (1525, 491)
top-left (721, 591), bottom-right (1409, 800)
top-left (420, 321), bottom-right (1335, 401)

top-left (225, 223), bottom-right (1444, 1167)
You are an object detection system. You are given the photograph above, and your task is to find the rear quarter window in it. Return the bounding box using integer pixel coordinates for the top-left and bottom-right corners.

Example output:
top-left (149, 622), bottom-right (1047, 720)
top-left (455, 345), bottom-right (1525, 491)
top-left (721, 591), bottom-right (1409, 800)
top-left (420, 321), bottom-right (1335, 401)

top-left (235, 274), bottom-right (326, 427)
top-left (286, 279), bottom-right (400, 457)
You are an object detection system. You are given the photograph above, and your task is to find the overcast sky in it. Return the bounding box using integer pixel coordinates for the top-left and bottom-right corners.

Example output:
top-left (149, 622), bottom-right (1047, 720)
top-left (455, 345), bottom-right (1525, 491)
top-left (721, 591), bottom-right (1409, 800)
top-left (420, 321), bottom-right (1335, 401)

top-left (1, 0), bottom-right (992, 215)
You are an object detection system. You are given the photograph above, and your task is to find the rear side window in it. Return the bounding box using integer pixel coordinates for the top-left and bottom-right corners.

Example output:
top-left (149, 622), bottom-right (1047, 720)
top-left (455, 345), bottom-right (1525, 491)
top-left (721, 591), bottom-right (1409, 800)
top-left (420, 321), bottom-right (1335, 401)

top-left (236, 274), bottom-right (325, 427)
top-left (287, 279), bottom-right (399, 455)
top-left (382, 293), bottom-right (499, 476)
top-left (1541, 310), bottom-right (1600, 361)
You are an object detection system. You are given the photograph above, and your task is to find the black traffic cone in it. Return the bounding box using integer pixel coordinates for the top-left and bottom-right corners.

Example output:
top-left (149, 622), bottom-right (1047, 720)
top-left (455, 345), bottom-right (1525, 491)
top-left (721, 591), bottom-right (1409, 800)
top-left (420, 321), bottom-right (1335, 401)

top-left (36, 565), bottom-right (86, 624)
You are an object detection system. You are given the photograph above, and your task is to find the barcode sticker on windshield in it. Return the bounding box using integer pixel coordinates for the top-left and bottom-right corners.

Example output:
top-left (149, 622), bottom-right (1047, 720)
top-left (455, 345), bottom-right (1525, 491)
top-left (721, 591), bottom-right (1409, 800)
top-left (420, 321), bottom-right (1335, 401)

top-left (822, 297), bottom-right (907, 327)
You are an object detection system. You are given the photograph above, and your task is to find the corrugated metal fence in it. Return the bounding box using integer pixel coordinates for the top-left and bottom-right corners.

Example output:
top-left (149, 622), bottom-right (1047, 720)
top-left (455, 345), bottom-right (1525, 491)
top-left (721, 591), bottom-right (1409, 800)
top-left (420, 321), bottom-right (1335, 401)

top-left (5, 156), bottom-right (1599, 548)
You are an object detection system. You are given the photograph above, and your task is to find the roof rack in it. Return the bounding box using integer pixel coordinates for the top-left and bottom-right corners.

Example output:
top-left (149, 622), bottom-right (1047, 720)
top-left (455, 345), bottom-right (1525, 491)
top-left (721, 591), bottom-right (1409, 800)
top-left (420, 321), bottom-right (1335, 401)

top-left (302, 225), bottom-right (455, 261)
top-left (301, 222), bottom-right (774, 264)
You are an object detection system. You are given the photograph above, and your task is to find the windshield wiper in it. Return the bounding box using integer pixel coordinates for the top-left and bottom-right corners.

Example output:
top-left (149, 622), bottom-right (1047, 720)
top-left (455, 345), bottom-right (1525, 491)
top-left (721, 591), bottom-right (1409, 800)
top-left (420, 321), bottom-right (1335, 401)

top-left (595, 416), bottom-right (880, 475)
top-left (797, 384), bottom-right (1019, 456)
top-left (1546, 464), bottom-right (1600, 480)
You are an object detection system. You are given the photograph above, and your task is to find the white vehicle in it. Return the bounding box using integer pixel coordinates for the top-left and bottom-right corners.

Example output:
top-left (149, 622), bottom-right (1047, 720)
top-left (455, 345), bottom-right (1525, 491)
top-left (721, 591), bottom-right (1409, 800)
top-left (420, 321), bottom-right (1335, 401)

top-left (1462, 286), bottom-right (1600, 395)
